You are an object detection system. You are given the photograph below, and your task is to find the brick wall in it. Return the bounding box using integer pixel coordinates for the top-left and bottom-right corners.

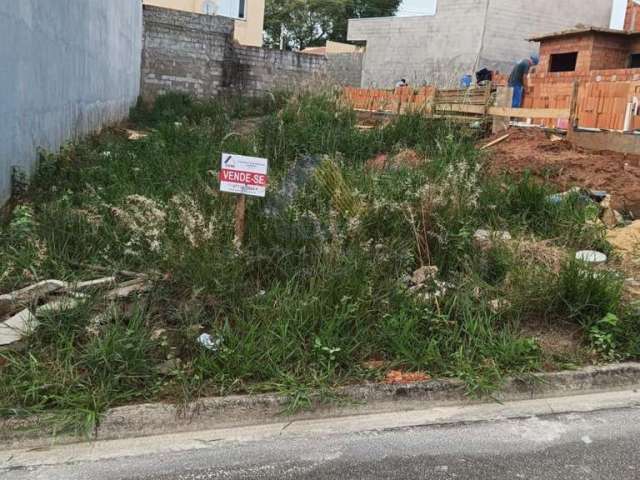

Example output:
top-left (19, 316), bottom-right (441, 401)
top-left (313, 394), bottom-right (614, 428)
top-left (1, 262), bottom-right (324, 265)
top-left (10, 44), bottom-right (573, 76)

top-left (141, 5), bottom-right (332, 100)
top-left (537, 34), bottom-right (594, 75)
top-left (625, 0), bottom-right (640, 31)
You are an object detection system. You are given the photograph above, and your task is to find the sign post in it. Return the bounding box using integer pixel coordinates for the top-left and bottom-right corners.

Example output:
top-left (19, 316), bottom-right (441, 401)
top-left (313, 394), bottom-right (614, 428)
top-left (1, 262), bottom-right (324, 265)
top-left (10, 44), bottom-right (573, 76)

top-left (219, 153), bottom-right (269, 247)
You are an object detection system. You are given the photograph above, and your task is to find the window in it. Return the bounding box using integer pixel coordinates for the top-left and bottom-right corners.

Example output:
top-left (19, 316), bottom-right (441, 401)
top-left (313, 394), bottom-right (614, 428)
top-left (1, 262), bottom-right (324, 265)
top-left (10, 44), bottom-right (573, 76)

top-left (549, 52), bottom-right (578, 72)
top-left (202, 0), bottom-right (217, 15)
top-left (630, 53), bottom-right (640, 68)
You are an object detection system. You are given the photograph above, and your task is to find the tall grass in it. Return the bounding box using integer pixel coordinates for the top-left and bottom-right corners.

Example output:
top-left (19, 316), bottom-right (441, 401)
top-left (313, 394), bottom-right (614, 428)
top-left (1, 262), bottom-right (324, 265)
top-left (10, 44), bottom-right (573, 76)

top-left (0, 90), bottom-right (637, 433)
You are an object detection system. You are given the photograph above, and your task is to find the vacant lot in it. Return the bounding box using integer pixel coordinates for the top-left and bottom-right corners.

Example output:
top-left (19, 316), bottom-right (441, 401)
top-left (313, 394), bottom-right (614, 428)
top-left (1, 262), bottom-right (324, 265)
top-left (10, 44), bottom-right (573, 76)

top-left (1, 90), bottom-right (639, 433)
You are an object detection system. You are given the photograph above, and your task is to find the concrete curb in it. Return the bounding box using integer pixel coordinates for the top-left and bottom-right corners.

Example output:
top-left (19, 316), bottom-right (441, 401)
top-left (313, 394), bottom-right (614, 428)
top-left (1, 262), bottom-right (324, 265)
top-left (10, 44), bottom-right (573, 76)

top-left (2, 362), bottom-right (640, 449)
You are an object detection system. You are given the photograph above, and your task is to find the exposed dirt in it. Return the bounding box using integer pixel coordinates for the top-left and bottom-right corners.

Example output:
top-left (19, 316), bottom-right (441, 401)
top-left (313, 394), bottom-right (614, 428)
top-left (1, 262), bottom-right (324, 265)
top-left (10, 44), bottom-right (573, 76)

top-left (520, 321), bottom-right (587, 367)
top-left (484, 128), bottom-right (640, 217)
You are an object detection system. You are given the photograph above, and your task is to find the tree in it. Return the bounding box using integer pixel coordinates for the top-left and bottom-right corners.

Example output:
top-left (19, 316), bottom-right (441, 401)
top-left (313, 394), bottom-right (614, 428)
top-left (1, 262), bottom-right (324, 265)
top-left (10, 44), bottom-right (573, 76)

top-left (264, 0), bottom-right (402, 50)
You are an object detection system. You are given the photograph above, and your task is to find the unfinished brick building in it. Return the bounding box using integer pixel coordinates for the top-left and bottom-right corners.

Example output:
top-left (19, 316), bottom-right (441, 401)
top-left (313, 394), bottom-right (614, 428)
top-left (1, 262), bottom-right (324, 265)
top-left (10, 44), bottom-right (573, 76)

top-left (524, 0), bottom-right (640, 129)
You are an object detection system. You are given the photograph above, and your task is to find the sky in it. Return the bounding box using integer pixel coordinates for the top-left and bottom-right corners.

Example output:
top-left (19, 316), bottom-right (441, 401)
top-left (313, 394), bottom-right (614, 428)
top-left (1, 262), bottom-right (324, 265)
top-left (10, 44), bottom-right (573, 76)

top-left (397, 0), bottom-right (437, 17)
top-left (610, 0), bottom-right (628, 29)
top-left (396, 0), bottom-right (628, 26)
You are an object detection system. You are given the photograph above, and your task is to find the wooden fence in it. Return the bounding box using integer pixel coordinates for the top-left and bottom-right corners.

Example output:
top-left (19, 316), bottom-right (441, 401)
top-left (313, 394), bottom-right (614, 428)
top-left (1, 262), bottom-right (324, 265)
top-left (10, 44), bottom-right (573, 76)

top-left (343, 84), bottom-right (571, 127)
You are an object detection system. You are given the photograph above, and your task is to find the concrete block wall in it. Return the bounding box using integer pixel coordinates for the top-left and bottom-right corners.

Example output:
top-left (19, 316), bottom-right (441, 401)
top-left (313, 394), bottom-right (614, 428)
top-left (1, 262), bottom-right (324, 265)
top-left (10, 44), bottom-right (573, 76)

top-left (480, 0), bottom-right (613, 74)
top-left (142, 5), bottom-right (332, 99)
top-left (326, 52), bottom-right (364, 87)
top-left (0, 0), bottom-right (142, 204)
top-left (227, 46), bottom-right (327, 95)
top-left (348, 0), bottom-right (487, 88)
top-left (141, 5), bottom-right (235, 100)
top-left (348, 0), bottom-right (613, 89)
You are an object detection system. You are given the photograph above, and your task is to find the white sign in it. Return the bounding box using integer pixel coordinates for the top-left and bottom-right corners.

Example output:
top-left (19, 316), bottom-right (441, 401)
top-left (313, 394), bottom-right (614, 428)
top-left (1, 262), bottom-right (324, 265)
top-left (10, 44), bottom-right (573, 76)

top-left (219, 153), bottom-right (269, 197)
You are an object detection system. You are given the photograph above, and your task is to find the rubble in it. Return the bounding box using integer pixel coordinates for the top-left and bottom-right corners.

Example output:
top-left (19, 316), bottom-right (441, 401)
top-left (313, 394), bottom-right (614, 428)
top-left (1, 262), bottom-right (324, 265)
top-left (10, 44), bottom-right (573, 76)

top-left (0, 297), bottom-right (81, 346)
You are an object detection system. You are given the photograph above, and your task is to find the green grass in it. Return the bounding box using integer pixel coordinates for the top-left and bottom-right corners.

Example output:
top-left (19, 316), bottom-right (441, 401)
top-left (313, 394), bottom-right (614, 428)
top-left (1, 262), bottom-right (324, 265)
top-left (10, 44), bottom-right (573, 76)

top-left (1, 89), bottom-right (638, 434)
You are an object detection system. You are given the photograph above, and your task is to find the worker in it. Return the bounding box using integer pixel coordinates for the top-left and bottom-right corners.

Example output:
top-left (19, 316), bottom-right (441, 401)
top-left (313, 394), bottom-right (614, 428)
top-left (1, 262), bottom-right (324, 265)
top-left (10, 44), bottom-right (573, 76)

top-left (508, 55), bottom-right (539, 108)
top-left (395, 78), bottom-right (408, 88)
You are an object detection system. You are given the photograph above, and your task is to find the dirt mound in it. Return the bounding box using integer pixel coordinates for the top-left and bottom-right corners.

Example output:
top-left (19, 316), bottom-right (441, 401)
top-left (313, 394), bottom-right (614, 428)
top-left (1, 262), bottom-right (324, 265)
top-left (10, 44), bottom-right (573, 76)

top-left (484, 129), bottom-right (640, 216)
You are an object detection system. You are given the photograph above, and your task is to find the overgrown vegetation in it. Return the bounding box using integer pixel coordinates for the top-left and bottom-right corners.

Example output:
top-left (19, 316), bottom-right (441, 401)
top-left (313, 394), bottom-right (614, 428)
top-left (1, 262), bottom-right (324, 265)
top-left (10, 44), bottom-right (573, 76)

top-left (1, 89), bottom-right (639, 434)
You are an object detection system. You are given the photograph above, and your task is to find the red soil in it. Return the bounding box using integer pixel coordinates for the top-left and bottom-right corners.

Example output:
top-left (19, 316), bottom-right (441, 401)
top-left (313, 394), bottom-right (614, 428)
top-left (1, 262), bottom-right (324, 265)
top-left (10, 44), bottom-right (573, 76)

top-left (484, 128), bottom-right (640, 216)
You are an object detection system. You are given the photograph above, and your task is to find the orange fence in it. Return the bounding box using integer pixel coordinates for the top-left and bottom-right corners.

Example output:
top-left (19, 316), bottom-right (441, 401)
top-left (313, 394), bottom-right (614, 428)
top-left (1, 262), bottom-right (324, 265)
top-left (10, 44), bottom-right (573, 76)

top-left (345, 80), bottom-right (640, 132)
top-left (343, 86), bottom-right (436, 113)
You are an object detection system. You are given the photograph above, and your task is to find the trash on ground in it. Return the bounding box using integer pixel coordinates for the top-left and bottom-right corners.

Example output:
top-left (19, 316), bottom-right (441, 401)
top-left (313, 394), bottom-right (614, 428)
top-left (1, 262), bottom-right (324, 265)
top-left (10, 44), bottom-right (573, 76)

top-left (0, 280), bottom-right (66, 308)
top-left (607, 220), bottom-right (640, 254)
top-left (0, 297), bottom-right (81, 346)
top-left (126, 129), bottom-right (148, 140)
top-left (576, 250), bottom-right (608, 265)
top-left (197, 333), bottom-right (223, 352)
top-left (480, 134), bottom-right (510, 150)
top-left (384, 370), bottom-right (431, 384)
top-left (106, 279), bottom-right (151, 300)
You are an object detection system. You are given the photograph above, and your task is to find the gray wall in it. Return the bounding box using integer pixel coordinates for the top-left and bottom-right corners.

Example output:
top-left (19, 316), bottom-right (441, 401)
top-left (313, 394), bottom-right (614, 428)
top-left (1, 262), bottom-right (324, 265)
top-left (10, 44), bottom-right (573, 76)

top-left (142, 5), bottom-right (327, 99)
top-left (327, 52), bottom-right (364, 87)
top-left (141, 5), bottom-right (235, 100)
top-left (0, 0), bottom-right (142, 204)
top-left (348, 0), bottom-right (613, 88)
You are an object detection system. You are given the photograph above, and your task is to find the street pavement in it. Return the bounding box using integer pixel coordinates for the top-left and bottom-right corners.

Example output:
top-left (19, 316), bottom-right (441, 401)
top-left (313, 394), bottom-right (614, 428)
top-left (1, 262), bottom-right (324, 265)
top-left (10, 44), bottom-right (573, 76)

top-left (3, 389), bottom-right (640, 479)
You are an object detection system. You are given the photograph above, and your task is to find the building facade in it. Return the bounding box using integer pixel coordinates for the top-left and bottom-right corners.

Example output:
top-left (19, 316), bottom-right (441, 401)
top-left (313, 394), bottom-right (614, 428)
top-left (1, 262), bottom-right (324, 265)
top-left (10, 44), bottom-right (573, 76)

top-left (143, 0), bottom-right (264, 46)
top-left (347, 0), bottom-right (615, 88)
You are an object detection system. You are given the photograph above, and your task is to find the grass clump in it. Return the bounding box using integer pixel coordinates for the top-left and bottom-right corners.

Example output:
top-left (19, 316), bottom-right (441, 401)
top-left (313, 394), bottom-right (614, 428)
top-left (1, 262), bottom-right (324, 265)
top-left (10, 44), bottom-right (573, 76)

top-left (0, 89), bottom-right (638, 433)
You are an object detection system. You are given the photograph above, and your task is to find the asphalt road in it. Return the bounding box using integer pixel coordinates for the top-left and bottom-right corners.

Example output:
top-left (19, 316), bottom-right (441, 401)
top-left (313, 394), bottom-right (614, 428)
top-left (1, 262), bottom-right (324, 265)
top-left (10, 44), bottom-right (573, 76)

top-left (3, 390), bottom-right (640, 480)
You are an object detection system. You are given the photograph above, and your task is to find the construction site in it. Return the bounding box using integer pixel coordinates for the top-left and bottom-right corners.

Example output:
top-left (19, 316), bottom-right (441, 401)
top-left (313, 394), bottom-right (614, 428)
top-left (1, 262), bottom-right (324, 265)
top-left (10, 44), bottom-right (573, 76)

top-left (4, 0), bottom-right (640, 463)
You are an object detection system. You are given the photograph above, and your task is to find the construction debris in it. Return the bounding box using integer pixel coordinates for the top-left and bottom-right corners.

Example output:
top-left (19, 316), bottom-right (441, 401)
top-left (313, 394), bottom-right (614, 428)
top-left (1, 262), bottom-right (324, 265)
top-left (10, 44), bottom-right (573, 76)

top-left (480, 133), bottom-right (510, 150)
top-left (0, 280), bottom-right (66, 308)
top-left (0, 297), bottom-right (81, 346)
top-left (106, 278), bottom-right (151, 300)
top-left (384, 370), bottom-right (431, 384)
top-left (126, 129), bottom-right (148, 141)
top-left (0, 275), bottom-right (151, 345)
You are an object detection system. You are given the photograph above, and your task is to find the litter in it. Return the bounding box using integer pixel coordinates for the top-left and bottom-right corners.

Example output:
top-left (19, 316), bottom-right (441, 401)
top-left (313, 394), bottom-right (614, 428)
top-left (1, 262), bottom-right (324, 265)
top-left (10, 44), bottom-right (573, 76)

top-left (0, 297), bottom-right (81, 346)
top-left (106, 279), bottom-right (151, 300)
top-left (126, 129), bottom-right (148, 140)
top-left (0, 280), bottom-right (66, 308)
top-left (197, 333), bottom-right (223, 352)
top-left (576, 250), bottom-right (608, 265)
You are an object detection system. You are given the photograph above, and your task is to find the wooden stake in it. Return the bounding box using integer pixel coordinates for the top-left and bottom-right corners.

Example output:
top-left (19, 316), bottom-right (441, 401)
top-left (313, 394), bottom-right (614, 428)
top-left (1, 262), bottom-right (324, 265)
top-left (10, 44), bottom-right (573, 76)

top-left (569, 80), bottom-right (580, 132)
top-left (234, 195), bottom-right (247, 247)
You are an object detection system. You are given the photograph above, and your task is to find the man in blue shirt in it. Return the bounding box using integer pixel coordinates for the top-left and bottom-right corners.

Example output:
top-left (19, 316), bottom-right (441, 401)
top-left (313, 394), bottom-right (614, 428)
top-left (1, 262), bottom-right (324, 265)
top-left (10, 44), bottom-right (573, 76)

top-left (508, 55), bottom-right (539, 108)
